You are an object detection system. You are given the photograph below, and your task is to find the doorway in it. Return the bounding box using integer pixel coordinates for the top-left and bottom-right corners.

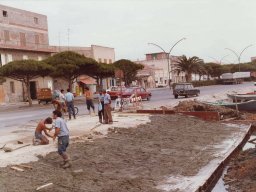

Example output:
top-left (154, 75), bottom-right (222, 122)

top-left (30, 81), bottom-right (37, 99)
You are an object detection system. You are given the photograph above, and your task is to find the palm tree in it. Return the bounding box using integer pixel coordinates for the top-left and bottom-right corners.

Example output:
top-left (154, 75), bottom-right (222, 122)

top-left (174, 55), bottom-right (203, 82)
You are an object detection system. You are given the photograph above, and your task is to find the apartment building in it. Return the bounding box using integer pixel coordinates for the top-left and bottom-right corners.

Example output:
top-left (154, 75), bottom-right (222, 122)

top-left (0, 4), bottom-right (55, 103)
top-left (54, 45), bottom-right (116, 95)
top-left (136, 52), bottom-right (185, 88)
top-left (0, 4), bottom-right (116, 103)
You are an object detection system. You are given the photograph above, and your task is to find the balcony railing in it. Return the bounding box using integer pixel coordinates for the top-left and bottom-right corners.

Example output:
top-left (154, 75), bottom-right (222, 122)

top-left (0, 40), bottom-right (57, 53)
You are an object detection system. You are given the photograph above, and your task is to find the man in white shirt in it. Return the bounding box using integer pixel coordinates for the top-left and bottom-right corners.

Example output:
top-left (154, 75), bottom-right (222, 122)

top-left (65, 88), bottom-right (76, 120)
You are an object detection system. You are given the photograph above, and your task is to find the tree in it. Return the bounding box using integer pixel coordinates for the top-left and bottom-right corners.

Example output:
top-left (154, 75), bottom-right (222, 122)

top-left (0, 60), bottom-right (53, 106)
top-left (114, 59), bottom-right (144, 86)
top-left (44, 51), bottom-right (97, 90)
top-left (204, 63), bottom-right (213, 80)
top-left (88, 63), bottom-right (115, 90)
top-left (174, 55), bottom-right (203, 82)
top-left (196, 63), bottom-right (207, 81)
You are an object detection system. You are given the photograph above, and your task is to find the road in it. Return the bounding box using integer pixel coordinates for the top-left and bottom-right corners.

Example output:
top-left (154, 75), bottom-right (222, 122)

top-left (144, 82), bottom-right (254, 108)
top-left (0, 82), bottom-right (254, 130)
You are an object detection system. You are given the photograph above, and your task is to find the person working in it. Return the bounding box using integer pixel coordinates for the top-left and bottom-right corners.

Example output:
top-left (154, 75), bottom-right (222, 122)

top-left (52, 110), bottom-right (71, 168)
top-left (34, 117), bottom-right (53, 145)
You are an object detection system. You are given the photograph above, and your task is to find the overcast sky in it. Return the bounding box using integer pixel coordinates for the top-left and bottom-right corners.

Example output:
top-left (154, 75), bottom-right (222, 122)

top-left (0, 0), bottom-right (256, 63)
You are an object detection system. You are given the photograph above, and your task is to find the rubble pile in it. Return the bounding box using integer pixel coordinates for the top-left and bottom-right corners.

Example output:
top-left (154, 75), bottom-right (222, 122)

top-left (174, 100), bottom-right (239, 119)
top-left (224, 149), bottom-right (256, 192)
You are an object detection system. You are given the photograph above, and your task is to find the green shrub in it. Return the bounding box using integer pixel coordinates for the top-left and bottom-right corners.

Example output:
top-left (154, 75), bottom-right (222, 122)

top-left (192, 80), bottom-right (222, 87)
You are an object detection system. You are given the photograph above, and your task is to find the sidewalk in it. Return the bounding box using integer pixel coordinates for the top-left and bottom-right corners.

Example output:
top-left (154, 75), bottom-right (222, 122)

top-left (0, 112), bottom-right (150, 167)
top-left (0, 96), bottom-right (85, 112)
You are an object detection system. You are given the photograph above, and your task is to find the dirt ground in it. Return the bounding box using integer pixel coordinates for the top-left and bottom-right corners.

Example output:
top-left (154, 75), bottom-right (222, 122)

top-left (174, 100), bottom-right (239, 119)
top-left (0, 115), bottom-right (242, 192)
top-left (224, 148), bottom-right (256, 192)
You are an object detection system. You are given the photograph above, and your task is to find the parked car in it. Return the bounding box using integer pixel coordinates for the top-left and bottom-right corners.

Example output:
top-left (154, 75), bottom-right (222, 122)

top-left (156, 83), bottom-right (167, 88)
top-left (108, 86), bottom-right (127, 100)
top-left (121, 87), bottom-right (151, 100)
top-left (173, 83), bottom-right (200, 99)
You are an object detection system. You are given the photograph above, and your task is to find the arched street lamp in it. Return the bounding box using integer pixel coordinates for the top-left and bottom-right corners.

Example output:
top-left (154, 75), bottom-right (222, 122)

top-left (148, 37), bottom-right (186, 88)
top-left (225, 44), bottom-right (253, 71)
top-left (208, 55), bottom-right (229, 65)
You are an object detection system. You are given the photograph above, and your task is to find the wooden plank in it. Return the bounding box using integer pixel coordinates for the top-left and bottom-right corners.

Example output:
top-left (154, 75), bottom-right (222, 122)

top-left (18, 165), bottom-right (33, 170)
top-left (36, 183), bottom-right (53, 191)
top-left (11, 166), bottom-right (24, 172)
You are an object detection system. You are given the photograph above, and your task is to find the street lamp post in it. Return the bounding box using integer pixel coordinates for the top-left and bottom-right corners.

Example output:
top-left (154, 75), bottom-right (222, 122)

top-left (208, 55), bottom-right (229, 65)
top-left (225, 44), bottom-right (253, 71)
top-left (148, 37), bottom-right (186, 88)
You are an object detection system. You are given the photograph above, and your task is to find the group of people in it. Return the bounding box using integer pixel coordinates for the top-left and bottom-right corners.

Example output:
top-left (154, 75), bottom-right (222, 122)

top-left (33, 87), bottom-right (113, 169)
top-left (34, 110), bottom-right (71, 168)
top-left (84, 87), bottom-right (113, 124)
top-left (52, 88), bottom-right (76, 120)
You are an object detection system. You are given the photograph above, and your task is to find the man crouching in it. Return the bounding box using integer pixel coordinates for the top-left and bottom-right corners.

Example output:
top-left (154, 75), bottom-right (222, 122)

top-left (34, 117), bottom-right (53, 145)
top-left (52, 110), bottom-right (71, 168)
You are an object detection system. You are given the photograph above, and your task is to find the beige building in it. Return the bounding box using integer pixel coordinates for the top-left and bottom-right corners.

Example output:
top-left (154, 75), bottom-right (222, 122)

top-left (0, 4), bottom-right (55, 103)
top-left (136, 52), bottom-right (185, 87)
top-left (54, 45), bottom-right (116, 95)
top-left (0, 4), bottom-right (116, 103)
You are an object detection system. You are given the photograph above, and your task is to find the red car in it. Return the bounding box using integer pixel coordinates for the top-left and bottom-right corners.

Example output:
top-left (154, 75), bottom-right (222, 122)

top-left (121, 87), bottom-right (151, 100)
top-left (108, 86), bottom-right (126, 100)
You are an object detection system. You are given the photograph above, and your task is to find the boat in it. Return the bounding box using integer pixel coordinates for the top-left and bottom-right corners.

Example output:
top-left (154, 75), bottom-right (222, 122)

top-left (227, 93), bottom-right (256, 102)
top-left (205, 100), bottom-right (256, 112)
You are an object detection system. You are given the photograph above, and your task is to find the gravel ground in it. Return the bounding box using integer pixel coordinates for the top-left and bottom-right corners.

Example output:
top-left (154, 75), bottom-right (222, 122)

top-left (0, 115), bottom-right (243, 192)
top-left (224, 148), bottom-right (256, 192)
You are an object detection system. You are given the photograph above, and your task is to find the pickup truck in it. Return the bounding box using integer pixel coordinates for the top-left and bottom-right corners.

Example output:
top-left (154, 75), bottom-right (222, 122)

top-left (37, 88), bottom-right (52, 104)
top-left (173, 83), bottom-right (200, 99)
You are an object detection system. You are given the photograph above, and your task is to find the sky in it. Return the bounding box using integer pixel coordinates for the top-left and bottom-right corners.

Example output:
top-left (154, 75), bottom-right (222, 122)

top-left (0, 0), bottom-right (256, 63)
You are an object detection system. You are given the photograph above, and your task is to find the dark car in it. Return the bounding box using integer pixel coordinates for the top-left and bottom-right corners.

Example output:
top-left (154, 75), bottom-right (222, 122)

top-left (173, 83), bottom-right (200, 99)
top-left (121, 87), bottom-right (152, 100)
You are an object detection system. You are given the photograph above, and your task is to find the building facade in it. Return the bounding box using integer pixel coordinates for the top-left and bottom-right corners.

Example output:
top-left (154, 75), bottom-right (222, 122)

top-left (136, 52), bottom-right (185, 87)
top-left (0, 4), bottom-right (55, 103)
top-left (0, 4), bottom-right (116, 103)
top-left (54, 45), bottom-right (116, 95)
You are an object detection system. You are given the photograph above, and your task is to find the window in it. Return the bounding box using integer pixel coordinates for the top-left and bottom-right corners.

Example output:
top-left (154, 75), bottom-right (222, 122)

top-left (20, 33), bottom-right (26, 46)
top-left (152, 54), bottom-right (157, 60)
top-left (7, 54), bottom-right (12, 63)
top-left (98, 58), bottom-right (102, 63)
top-left (3, 10), bottom-right (7, 17)
top-left (34, 17), bottom-right (38, 24)
top-left (4, 30), bottom-right (10, 41)
top-left (23, 55), bottom-right (28, 60)
top-left (1, 54), bottom-right (6, 66)
top-left (0, 54), bottom-right (2, 67)
top-left (109, 59), bottom-right (112, 63)
top-left (35, 34), bottom-right (39, 44)
top-left (10, 81), bottom-right (15, 93)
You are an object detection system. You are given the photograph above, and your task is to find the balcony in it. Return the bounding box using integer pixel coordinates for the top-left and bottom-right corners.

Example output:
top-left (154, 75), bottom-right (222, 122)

top-left (0, 41), bottom-right (57, 53)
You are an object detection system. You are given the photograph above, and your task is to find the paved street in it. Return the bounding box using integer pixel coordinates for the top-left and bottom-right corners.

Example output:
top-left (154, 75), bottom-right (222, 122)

top-left (144, 82), bottom-right (254, 108)
top-left (0, 82), bottom-right (255, 131)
